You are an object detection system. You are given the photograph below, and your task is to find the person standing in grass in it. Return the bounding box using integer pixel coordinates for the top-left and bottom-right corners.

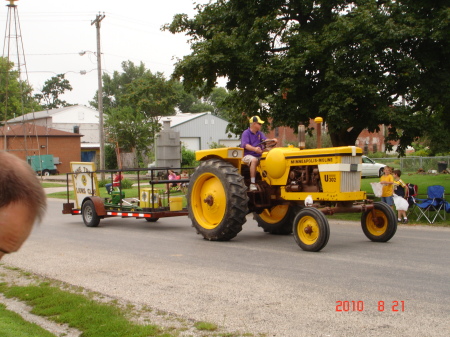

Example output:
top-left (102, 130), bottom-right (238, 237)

top-left (393, 169), bottom-right (409, 223)
top-left (380, 166), bottom-right (395, 209)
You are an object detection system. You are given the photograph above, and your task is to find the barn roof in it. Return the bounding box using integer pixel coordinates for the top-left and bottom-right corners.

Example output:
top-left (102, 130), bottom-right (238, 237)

top-left (0, 123), bottom-right (82, 137)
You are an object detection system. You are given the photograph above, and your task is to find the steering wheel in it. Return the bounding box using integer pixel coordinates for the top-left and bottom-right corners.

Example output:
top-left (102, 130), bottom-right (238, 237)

top-left (257, 139), bottom-right (277, 150)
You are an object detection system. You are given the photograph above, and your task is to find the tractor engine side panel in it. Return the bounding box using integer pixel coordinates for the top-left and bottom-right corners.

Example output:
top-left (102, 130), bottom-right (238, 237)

top-left (260, 146), bottom-right (366, 201)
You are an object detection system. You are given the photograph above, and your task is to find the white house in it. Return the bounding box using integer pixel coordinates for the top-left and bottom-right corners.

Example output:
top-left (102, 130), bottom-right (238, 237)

top-left (160, 112), bottom-right (240, 151)
top-left (7, 105), bottom-right (100, 162)
top-left (7, 105), bottom-right (99, 143)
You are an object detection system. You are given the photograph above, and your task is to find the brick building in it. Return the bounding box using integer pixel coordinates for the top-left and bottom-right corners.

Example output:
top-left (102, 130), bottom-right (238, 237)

top-left (0, 123), bottom-right (82, 174)
top-left (264, 121), bottom-right (387, 154)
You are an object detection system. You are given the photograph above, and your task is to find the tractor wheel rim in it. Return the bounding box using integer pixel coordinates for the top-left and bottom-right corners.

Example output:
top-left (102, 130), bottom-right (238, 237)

top-left (297, 215), bottom-right (319, 244)
top-left (260, 205), bottom-right (289, 224)
top-left (191, 172), bottom-right (226, 229)
top-left (366, 210), bottom-right (387, 236)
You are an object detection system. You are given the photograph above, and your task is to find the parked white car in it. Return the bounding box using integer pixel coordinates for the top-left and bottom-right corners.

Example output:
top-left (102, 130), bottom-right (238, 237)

top-left (361, 156), bottom-right (386, 177)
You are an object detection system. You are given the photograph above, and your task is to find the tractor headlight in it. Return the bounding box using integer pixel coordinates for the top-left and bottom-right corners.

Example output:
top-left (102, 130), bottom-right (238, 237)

top-left (228, 149), bottom-right (242, 158)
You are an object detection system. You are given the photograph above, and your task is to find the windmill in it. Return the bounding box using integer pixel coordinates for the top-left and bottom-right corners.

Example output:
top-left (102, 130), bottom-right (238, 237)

top-left (1, 0), bottom-right (42, 166)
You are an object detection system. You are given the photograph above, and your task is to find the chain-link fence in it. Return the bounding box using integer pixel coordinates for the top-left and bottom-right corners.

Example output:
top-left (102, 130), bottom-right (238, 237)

top-left (374, 156), bottom-right (450, 174)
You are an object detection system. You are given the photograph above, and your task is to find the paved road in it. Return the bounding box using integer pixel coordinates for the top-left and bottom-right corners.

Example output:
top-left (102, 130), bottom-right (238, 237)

top-left (3, 199), bottom-right (449, 336)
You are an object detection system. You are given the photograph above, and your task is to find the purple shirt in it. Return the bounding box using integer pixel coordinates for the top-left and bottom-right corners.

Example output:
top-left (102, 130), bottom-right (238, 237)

top-left (241, 128), bottom-right (267, 157)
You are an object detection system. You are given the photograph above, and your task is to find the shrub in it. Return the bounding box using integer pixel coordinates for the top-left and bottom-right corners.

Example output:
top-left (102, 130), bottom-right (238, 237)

top-left (98, 178), bottom-right (133, 189)
top-left (181, 145), bottom-right (197, 167)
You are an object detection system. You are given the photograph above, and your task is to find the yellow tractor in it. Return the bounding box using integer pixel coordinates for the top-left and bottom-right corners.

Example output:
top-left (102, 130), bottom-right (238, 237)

top-left (187, 143), bottom-right (396, 252)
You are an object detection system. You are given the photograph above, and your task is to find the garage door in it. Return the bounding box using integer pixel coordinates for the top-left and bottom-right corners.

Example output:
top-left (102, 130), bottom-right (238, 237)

top-left (219, 139), bottom-right (241, 147)
top-left (181, 138), bottom-right (200, 151)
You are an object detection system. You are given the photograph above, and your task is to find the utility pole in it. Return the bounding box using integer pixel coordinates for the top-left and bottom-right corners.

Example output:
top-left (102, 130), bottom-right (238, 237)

top-left (91, 13), bottom-right (105, 180)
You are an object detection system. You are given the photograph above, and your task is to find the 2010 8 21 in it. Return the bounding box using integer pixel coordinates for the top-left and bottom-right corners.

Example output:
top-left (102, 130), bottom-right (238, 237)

top-left (336, 301), bottom-right (405, 312)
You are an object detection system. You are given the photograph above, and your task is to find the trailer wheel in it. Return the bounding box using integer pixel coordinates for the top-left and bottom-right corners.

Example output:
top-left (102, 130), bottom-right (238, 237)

top-left (187, 159), bottom-right (248, 241)
top-left (361, 202), bottom-right (397, 242)
top-left (145, 218), bottom-right (159, 222)
top-left (42, 169), bottom-right (50, 176)
top-left (293, 208), bottom-right (330, 252)
top-left (82, 200), bottom-right (100, 227)
top-left (254, 205), bottom-right (294, 235)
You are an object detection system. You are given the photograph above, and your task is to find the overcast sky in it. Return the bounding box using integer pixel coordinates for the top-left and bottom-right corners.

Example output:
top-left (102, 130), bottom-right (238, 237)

top-left (1, 0), bottom-right (205, 107)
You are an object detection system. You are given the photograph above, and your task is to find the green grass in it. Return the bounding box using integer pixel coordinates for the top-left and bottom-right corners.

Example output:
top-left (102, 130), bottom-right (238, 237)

top-left (0, 303), bottom-right (55, 337)
top-left (40, 182), bottom-right (66, 188)
top-left (0, 267), bottom-right (255, 337)
top-left (47, 184), bottom-right (186, 200)
top-left (194, 321), bottom-right (218, 331)
top-left (361, 173), bottom-right (450, 196)
top-left (332, 173), bottom-right (450, 225)
top-left (0, 282), bottom-right (163, 337)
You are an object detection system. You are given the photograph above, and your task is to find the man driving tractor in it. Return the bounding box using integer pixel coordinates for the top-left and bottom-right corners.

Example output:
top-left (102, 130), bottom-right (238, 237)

top-left (241, 115), bottom-right (277, 191)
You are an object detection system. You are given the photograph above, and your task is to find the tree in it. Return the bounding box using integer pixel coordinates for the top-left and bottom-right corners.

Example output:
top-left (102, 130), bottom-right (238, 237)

top-left (122, 72), bottom-right (178, 119)
top-left (104, 105), bottom-right (157, 162)
top-left (166, 1), bottom-right (450, 154)
top-left (386, 1), bottom-right (450, 155)
top-left (0, 57), bottom-right (39, 122)
top-left (91, 60), bottom-right (149, 110)
top-left (34, 74), bottom-right (73, 110)
top-left (173, 81), bottom-right (231, 116)
top-left (103, 67), bottom-right (179, 166)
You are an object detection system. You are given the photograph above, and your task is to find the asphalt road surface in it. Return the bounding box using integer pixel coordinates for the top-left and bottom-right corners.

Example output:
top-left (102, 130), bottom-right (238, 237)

top-left (4, 199), bottom-right (449, 336)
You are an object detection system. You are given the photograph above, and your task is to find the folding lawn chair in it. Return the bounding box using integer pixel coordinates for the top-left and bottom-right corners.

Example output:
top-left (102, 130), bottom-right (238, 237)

top-left (412, 185), bottom-right (447, 224)
top-left (405, 183), bottom-right (418, 219)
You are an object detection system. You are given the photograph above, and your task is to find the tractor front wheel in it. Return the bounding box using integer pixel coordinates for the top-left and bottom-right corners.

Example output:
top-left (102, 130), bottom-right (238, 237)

top-left (187, 159), bottom-right (248, 241)
top-left (361, 202), bottom-right (397, 242)
top-left (293, 208), bottom-right (330, 252)
top-left (82, 200), bottom-right (100, 227)
top-left (254, 205), bottom-right (295, 235)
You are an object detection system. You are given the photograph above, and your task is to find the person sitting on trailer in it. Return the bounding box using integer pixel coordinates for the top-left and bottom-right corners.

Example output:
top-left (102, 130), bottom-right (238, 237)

top-left (105, 172), bottom-right (123, 194)
top-left (180, 170), bottom-right (189, 193)
top-left (166, 169), bottom-right (178, 193)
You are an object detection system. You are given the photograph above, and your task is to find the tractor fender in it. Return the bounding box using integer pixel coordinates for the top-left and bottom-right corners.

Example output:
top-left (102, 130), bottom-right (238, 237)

top-left (82, 196), bottom-right (106, 217)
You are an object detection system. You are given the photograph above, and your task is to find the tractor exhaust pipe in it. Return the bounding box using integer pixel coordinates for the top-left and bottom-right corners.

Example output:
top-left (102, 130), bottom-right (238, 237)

top-left (314, 117), bottom-right (323, 149)
top-left (298, 124), bottom-right (306, 150)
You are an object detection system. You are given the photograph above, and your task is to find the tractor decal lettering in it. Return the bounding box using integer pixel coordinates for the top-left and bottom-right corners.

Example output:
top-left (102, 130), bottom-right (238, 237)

top-left (291, 157), bottom-right (334, 164)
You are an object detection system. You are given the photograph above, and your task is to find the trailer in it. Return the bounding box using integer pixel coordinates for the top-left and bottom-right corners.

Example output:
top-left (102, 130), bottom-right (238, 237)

top-left (62, 162), bottom-right (191, 227)
top-left (27, 154), bottom-right (59, 176)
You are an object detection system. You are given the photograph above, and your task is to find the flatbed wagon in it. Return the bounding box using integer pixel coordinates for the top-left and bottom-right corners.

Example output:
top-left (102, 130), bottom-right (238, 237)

top-left (62, 162), bottom-right (191, 227)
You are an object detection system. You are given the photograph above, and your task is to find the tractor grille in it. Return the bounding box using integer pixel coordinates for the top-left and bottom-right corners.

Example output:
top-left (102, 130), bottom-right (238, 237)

top-left (340, 156), bottom-right (361, 192)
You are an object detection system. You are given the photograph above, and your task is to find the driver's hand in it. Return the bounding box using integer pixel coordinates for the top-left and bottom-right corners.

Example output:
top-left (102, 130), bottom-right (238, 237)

top-left (255, 147), bottom-right (263, 154)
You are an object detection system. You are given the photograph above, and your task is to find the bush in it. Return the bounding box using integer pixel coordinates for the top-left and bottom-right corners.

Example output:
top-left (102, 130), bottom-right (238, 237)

top-left (98, 178), bottom-right (133, 189)
top-left (105, 144), bottom-right (118, 169)
top-left (120, 178), bottom-right (133, 189)
top-left (182, 145), bottom-right (197, 167)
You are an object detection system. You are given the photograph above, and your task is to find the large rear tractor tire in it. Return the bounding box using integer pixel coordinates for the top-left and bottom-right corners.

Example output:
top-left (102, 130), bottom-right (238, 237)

top-left (82, 200), bottom-right (100, 227)
top-left (187, 159), bottom-right (249, 241)
top-left (293, 208), bottom-right (330, 252)
top-left (254, 205), bottom-right (295, 235)
top-left (361, 202), bottom-right (397, 242)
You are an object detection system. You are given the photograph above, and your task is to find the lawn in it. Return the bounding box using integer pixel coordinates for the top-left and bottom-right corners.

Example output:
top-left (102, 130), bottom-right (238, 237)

top-left (47, 173), bottom-right (450, 225)
top-left (40, 182), bottom-right (66, 188)
top-left (48, 183), bottom-right (188, 209)
top-left (0, 266), bottom-right (229, 337)
top-left (361, 173), bottom-right (450, 197)
top-left (334, 173), bottom-right (450, 225)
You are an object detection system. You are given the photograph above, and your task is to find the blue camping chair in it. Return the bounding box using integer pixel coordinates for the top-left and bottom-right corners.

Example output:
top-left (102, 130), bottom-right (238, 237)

top-left (412, 185), bottom-right (448, 223)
